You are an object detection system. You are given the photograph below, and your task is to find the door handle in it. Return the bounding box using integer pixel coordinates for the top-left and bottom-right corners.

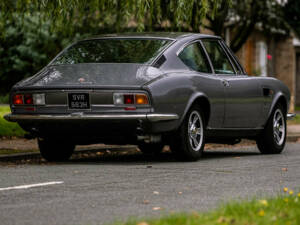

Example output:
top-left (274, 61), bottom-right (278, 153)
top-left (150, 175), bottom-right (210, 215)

top-left (222, 80), bottom-right (230, 87)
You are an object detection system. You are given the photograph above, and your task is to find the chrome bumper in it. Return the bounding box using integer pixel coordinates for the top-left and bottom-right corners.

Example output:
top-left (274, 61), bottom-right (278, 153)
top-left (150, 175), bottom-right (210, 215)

top-left (287, 113), bottom-right (296, 120)
top-left (4, 113), bottom-right (179, 122)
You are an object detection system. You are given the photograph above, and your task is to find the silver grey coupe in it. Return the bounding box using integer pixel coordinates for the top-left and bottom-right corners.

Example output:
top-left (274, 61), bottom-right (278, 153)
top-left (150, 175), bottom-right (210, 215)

top-left (4, 33), bottom-right (295, 161)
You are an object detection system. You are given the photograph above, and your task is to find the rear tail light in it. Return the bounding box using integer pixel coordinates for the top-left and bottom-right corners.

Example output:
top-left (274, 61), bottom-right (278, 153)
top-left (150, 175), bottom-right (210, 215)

top-left (24, 94), bottom-right (33, 105)
top-left (12, 93), bottom-right (45, 106)
top-left (113, 93), bottom-right (124, 105)
top-left (113, 93), bottom-right (149, 105)
top-left (124, 94), bottom-right (134, 104)
top-left (13, 94), bottom-right (24, 105)
top-left (135, 94), bottom-right (149, 105)
top-left (33, 94), bottom-right (45, 105)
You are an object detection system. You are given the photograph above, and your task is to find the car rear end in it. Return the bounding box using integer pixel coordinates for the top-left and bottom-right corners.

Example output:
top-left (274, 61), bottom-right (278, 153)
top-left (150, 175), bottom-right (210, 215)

top-left (5, 37), bottom-right (180, 144)
top-left (7, 87), bottom-right (161, 143)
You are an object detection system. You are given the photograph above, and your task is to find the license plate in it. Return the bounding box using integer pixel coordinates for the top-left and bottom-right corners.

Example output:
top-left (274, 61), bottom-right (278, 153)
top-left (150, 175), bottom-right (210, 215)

top-left (68, 93), bottom-right (90, 109)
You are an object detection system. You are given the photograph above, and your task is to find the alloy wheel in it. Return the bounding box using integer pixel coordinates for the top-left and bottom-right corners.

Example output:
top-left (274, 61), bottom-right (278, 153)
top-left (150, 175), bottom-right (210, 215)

top-left (273, 109), bottom-right (285, 146)
top-left (188, 110), bottom-right (204, 151)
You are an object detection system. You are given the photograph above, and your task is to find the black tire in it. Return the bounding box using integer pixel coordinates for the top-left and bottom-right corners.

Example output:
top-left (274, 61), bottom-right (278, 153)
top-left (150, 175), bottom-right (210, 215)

top-left (38, 138), bottom-right (75, 162)
top-left (170, 105), bottom-right (206, 161)
top-left (138, 143), bottom-right (164, 155)
top-left (256, 103), bottom-right (286, 154)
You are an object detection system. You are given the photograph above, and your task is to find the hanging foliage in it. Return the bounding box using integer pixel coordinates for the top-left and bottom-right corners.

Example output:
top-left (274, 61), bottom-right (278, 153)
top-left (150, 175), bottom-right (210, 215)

top-left (0, 0), bottom-right (231, 94)
top-left (0, 0), bottom-right (229, 35)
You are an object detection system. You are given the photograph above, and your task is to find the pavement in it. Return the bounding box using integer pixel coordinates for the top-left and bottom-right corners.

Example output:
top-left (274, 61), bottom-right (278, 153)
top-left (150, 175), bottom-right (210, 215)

top-left (0, 143), bottom-right (300, 225)
top-left (287, 124), bottom-right (300, 141)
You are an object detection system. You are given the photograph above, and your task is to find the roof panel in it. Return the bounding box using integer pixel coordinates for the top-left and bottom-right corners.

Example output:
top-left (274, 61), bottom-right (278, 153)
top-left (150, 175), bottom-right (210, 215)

top-left (84, 32), bottom-right (219, 41)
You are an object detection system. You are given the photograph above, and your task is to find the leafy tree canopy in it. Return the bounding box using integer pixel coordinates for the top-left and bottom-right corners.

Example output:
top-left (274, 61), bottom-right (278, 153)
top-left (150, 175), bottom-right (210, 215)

top-left (283, 0), bottom-right (300, 38)
top-left (1, 0), bottom-right (299, 94)
top-left (206, 0), bottom-right (294, 52)
top-left (0, 0), bottom-right (228, 35)
top-left (0, 0), bottom-right (229, 94)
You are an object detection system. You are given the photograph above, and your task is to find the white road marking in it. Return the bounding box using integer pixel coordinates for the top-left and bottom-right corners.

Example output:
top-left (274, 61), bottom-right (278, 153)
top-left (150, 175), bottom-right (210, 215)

top-left (0, 181), bottom-right (64, 191)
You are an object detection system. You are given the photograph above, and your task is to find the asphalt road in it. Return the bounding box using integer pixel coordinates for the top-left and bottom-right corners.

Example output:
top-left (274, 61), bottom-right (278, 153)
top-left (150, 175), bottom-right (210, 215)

top-left (1, 143), bottom-right (300, 225)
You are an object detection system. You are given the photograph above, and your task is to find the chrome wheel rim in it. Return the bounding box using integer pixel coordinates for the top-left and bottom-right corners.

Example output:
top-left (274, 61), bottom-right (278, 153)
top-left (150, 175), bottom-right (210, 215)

top-left (188, 110), bottom-right (203, 151)
top-left (273, 109), bottom-right (285, 146)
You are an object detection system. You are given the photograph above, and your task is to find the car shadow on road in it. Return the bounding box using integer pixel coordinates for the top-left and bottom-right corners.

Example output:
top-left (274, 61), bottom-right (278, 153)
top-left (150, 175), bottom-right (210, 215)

top-left (0, 146), bottom-right (261, 166)
top-left (65, 147), bottom-right (261, 165)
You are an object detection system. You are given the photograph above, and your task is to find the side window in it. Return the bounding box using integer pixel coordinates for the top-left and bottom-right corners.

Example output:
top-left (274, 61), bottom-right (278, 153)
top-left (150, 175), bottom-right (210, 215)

top-left (202, 40), bottom-right (235, 75)
top-left (178, 42), bottom-right (212, 73)
top-left (221, 41), bottom-right (244, 74)
top-left (226, 51), bottom-right (242, 74)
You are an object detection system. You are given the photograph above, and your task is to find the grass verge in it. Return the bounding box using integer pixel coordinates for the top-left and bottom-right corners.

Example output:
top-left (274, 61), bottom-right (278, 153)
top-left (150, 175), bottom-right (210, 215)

top-left (117, 191), bottom-right (300, 225)
top-left (0, 106), bottom-right (26, 137)
top-left (0, 149), bottom-right (38, 156)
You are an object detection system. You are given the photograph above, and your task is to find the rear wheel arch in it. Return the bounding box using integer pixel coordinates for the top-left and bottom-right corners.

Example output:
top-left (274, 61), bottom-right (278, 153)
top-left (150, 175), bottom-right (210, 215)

top-left (268, 94), bottom-right (288, 121)
top-left (276, 96), bottom-right (288, 114)
top-left (180, 94), bottom-right (211, 128)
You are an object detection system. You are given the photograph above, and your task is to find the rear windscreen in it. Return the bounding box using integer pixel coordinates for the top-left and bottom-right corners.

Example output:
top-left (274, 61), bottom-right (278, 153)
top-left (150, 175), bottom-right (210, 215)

top-left (52, 39), bottom-right (172, 65)
top-left (27, 64), bottom-right (164, 87)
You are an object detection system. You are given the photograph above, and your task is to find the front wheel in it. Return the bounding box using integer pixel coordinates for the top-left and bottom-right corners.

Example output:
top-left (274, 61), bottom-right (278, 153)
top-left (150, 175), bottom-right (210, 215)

top-left (170, 105), bottom-right (205, 161)
top-left (256, 104), bottom-right (286, 154)
top-left (38, 138), bottom-right (75, 162)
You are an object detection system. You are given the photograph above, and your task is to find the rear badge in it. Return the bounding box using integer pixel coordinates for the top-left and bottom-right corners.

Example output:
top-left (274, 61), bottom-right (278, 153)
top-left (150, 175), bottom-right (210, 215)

top-left (78, 77), bottom-right (85, 83)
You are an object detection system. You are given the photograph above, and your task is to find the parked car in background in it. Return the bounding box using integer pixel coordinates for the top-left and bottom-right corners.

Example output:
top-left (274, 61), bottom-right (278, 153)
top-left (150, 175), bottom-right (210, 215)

top-left (4, 33), bottom-right (295, 161)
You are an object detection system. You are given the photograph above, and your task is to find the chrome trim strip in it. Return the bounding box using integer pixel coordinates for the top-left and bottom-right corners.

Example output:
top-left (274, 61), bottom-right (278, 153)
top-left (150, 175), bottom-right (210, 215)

top-left (206, 127), bottom-right (264, 130)
top-left (91, 104), bottom-right (116, 107)
top-left (287, 113), bottom-right (296, 120)
top-left (41, 105), bottom-right (67, 107)
top-left (147, 114), bottom-right (179, 122)
top-left (4, 113), bottom-right (179, 122)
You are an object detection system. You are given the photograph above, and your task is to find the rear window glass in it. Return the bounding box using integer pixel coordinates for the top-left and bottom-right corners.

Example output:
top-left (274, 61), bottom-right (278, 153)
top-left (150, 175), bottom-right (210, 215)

top-left (52, 39), bottom-right (171, 65)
